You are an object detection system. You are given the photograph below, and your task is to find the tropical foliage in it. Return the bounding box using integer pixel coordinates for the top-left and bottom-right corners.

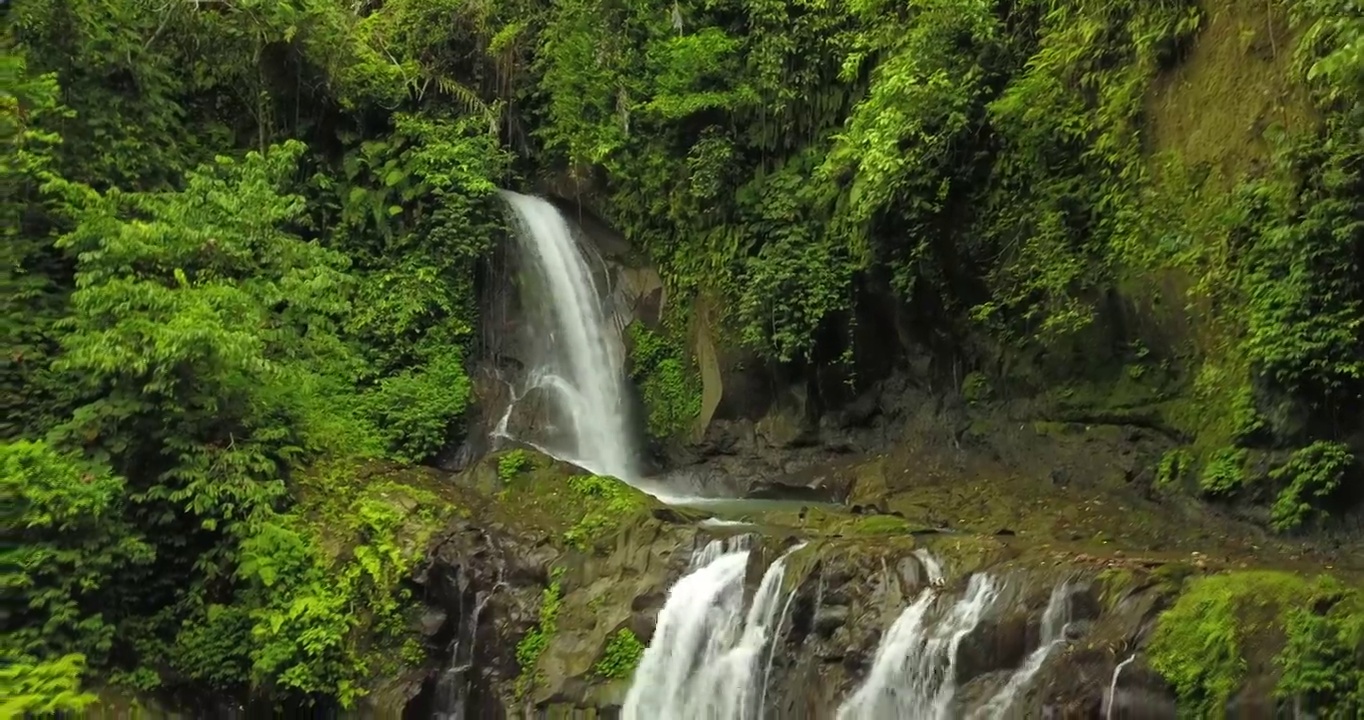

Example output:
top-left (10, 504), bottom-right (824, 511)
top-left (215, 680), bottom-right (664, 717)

top-left (3, 0), bottom-right (1360, 710)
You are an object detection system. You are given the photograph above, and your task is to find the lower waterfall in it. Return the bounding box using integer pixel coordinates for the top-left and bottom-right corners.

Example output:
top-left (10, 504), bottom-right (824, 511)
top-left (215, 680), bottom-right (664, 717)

top-left (622, 539), bottom-right (804, 720)
top-left (972, 581), bottom-right (1074, 719)
top-left (838, 574), bottom-right (1003, 720)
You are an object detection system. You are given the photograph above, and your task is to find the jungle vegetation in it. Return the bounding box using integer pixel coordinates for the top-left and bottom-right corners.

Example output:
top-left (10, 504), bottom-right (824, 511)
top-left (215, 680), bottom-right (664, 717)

top-left (2, 0), bottom-right (1360, 712)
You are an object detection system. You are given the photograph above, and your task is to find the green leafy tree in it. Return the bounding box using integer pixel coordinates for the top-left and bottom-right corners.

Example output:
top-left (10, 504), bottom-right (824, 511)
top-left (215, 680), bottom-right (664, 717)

top-left (51, 141), bottom-right (370, 533)
top-left (1, 52), bottom-right (78, 441)
top-left (1, 653), bottom-right (99, 716)
top-left (2, 440), bottom-right (152, 669)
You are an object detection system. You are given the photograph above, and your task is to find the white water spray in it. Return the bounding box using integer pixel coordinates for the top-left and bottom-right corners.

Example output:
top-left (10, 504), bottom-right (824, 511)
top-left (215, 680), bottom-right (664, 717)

top-left (914, 548), bottom-right (946, 585)
top-left (498, 191), bottom-right (637, 482)
top-left (838, 574), bottom-right (1002, 720)
top-left (973, 581), bottom-right (1074, 719)
top-left (623, 541), bottom-right (805, 720)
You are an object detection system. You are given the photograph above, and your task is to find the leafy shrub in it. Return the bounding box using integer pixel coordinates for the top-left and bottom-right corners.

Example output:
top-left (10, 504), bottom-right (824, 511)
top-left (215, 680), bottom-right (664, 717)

top-left (1149, 572), bottom-right (1316, 716)
top-left (515, 568), bottom-right (564, 697)
top-left (0, 654), bottom-right (97, 716)
top-left (562, 475), bottom-right (649, 550)
top-left (626, 322), bottom-right (702, 439)
top-left (498, 449), bottom-right (531, 480)
top-left (593, 628), bottom-right (645, 680)
top-left (1274, 579), bottom-right (1364, 716)
top-left (170, 604), bottom-right (253, 690)
top-left (51, 140), bottom-right (365, 529)
top-left (1199, 448), bottom-right (1248, 496)
top-left (1270, 441), bottom-right (1355, 532)
top-left (230, 472), bottom-right (444, 707)
top-left (1, 440), bottom-right (153, 665)
top-left (363, 350), bottom-right (472, 464)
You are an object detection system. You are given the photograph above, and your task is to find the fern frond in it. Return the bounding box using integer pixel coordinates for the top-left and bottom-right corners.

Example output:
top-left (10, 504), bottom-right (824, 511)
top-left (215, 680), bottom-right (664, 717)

top-left (432, 75), bottom-right (492, 117)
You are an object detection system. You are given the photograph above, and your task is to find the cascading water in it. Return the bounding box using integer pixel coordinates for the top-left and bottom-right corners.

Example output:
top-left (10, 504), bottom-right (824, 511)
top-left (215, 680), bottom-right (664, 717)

top-left (973, 581), bottom-right (1074, 719)
top-left (432, 586), bottom-right (497, 720)
top-left (838, 572), bottom-right (1003, 720)
top-left (1104, 654), bottom-right (1137, 720)
top-left (622, 539), bottom-right (805, 720)
top-left (914, 548), bottom-right (946, 585)
top-left (497, 190), bottom-right (637, 482)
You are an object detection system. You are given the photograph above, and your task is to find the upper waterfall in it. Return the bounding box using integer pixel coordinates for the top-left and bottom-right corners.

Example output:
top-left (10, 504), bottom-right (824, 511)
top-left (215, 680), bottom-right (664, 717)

top-left (497, 190), bottom-right (638, 482)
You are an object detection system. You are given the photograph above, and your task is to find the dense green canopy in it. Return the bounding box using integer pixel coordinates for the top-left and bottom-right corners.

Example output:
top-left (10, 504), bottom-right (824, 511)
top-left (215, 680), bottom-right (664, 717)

top-left (2, 0), bottom-right (1359, 712)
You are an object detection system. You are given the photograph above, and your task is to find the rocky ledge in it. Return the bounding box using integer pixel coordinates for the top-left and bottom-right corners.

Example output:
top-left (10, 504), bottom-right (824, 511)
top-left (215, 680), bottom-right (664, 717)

top-left (397, 440), bottom-right (1363, 719)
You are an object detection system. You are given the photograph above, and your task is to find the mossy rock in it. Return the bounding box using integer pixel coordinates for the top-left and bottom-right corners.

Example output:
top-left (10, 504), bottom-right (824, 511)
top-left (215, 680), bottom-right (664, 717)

top-left (1148, 570), bottom-right (1364, 716)
top-left (294, 459), bottom-right (460, 559)
top-left (464, 449), bottom-right (705, 706)
top-left (462, 448), bottom-right (669, 553)
top-left (846, 456), bottom-right (891, 507)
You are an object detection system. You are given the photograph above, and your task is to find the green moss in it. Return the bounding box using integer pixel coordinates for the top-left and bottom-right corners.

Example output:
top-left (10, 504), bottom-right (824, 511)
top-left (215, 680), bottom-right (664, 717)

top-left (1148, 571), bottom-right (1319, 716)
top-left (515, 568), bottom-right (565, 698)
top-left (847, 514), bottom-right (915, 536)
top-left (1095, 567), bottom-right (1139, 609)
top-left (1157, 448), bottom-right (1193, 489)
top-left (719, 504), bottom-right (931, 540)
top-left (592, 628), bottom-right (645, 680)
top-left (1274, 579), bottom-right (1364, 716)
top-left (486, 455), bottom-right (658, 551)
top-left (1036, 369), bottom-right (1177, 427)
top-left (562, 475), bottom-right (652, 551)
top-left (626, 322), bottom-right (702, 439)
top-left (962, 372), bottom-right (992, 405)
top-left (195, 459), bottom-right (454, 706)
top-left (1150, 562), bottom-right (1196, 593)
top-left (1031, 420), bottom-right (1075, 438)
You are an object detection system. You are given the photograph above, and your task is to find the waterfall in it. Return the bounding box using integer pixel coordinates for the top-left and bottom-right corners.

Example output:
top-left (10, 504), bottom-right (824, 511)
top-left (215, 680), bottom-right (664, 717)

top-left (691, 535), bottom-right (753, 569)
top-left (914, 548), bottom-right (946, 585)
top-left (498, 190), bottom-right (637, 482)
top-left (431, 576), bottom-right (506, 719)
top-left (1104, 654), bottom-right (1137, 720)
top-left (623, 541), bottom-right (805, 720)
top-left (972, 581), bottom-right (1074, 719)
top-left (838, 574), bottom-right (1003, 720)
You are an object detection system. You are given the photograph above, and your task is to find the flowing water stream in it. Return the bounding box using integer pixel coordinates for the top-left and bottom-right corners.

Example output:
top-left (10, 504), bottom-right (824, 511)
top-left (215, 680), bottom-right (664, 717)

top-left (1105, 654), bottom-right (1138, 720)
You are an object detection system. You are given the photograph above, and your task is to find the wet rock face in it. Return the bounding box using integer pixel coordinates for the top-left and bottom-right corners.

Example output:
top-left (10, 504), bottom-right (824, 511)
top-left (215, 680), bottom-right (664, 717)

top-left (503, 385), bottom-right (576, 452)
top-left (761, 540), bottom-right (930, 716)
top-left (408, 519), bottom-right (551, 720)
top-left (406, 449), bottom-right (707, 718)
top-left (672, 373), bottom-right (916, 501)
top-left (957, 613), bottom-right (1031, 685)
top-left (402, 455), bottom-right (1305, 720)
top-left (751, 544), bottom-right (1199, 720)
top-left (1037, 650), bottom-right (1177, 720)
